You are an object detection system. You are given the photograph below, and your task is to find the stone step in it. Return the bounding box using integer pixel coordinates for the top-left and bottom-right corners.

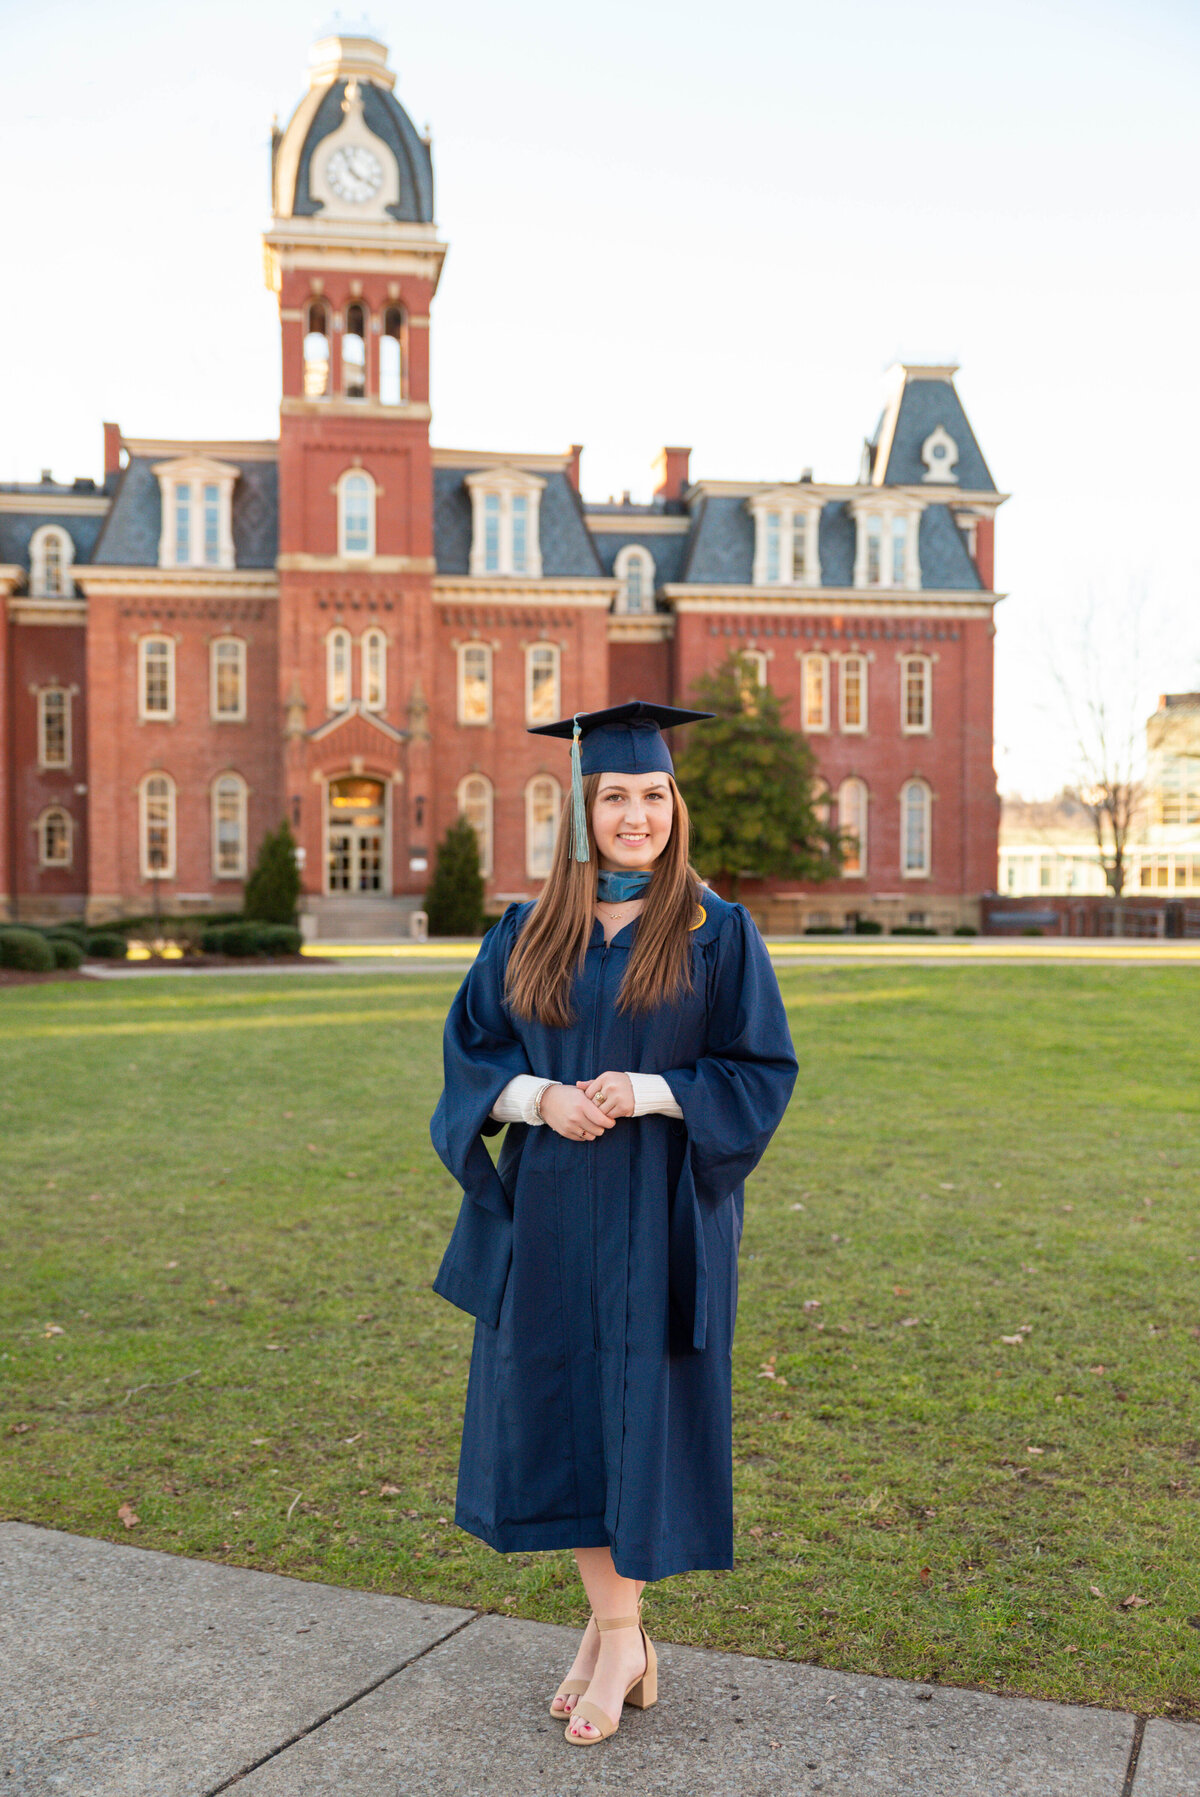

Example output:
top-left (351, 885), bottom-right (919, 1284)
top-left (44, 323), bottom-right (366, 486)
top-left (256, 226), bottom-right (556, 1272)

top-left (300, 896), bottom-right (424, 941)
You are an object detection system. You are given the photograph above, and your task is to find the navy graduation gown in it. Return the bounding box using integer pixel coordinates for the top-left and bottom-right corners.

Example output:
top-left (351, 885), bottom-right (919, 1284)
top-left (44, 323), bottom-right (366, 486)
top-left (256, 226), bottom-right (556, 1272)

top-left (430, 888), bottom-right (797, 1582)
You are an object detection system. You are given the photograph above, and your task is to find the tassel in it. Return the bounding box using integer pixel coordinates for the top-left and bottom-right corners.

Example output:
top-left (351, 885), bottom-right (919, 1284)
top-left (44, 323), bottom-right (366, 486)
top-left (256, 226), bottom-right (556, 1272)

top-left (570, 715), bottom-right (590, 862)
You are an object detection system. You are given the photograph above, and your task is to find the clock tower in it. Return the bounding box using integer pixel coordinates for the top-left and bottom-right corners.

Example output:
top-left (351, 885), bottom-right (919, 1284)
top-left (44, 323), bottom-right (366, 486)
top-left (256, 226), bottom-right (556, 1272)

top-left (264, 31), bottom-right (446, 921)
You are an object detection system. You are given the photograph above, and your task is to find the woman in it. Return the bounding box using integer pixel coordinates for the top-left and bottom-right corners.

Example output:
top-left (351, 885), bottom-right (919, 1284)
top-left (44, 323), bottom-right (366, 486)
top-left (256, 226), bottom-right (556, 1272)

top-left (430, 700), bottom-right (797, 1745)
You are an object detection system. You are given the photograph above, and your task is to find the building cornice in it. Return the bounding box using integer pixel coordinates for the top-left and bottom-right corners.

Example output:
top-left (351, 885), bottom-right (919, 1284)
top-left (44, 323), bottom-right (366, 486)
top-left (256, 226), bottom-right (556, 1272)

top-left (121, 438), bottom-right (278, 463)
top-left (434, 577), bottom-right (615, 605)
top-left (690, 479), bottom-right (1007, 510)
top-left (280, 397), bottom-right (432, 422)
top-left (586, 514), bottom-right (691, 535)
top-left (664, 586), bottom-right (1002, 617)
top-left (0, 564), bottom-right (23, 597)
top-left (278, 553), bottom-right (435, 574)
top-left (433, 447), bottom-right (578, 473)
top-left (76, 568), bottom-right (279, 599)
top-left (607, 613), bottom-right (675, 643)
top-left (0, 492), bottom-right (110, 516)
top-left (7, 595), bottom-right (88, 627)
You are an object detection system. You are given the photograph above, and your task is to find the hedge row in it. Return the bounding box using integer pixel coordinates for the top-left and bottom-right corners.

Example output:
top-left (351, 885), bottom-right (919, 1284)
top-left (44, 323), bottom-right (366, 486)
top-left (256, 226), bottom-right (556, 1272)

top-left (198, 923), bottom-right (302, 957)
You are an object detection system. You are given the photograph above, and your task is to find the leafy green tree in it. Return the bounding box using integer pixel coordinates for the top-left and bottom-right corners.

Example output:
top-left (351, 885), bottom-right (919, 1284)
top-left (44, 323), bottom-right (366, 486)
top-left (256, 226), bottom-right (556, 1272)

top-left (674, 651), bottom-right (843, 900)
top-left (425, 814), bottom-right (486, 936)
top-left (243, 820), bottom-right (302, 924)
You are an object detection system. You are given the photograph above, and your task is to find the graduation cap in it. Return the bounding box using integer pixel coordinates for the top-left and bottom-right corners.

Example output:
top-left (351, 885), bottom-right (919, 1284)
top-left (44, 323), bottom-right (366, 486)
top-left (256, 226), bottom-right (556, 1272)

top-left (528, 699), bottom-right (714, 861)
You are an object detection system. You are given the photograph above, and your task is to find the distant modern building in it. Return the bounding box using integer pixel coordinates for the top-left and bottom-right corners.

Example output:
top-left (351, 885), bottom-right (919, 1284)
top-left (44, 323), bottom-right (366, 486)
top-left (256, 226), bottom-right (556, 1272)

top-left (999, 693), bottom-right (1200, 897)
top-left (0, 30), bottom-right (1006, 934)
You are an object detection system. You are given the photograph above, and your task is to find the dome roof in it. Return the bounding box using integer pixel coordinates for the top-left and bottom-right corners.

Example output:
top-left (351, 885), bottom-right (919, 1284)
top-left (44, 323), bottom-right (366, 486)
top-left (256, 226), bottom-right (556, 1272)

top-left (274, 33), bottom-right (434, 225)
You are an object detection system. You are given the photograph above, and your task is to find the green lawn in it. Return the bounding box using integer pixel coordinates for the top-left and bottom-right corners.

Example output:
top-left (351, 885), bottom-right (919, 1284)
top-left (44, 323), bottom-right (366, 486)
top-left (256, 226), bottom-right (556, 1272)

top-left (2, 965), bottom-right (1198, 1718)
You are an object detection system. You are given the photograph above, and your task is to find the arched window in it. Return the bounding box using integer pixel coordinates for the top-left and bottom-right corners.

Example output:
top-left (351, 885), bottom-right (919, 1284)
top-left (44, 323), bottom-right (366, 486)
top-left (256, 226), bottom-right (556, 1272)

top-left (212, 773), bottom-right (248, 879)
top-left (38, 806), bottom-right (72, 868)
top-left (526, 775), bottom-right (561, 879)
top-left (30, 525), bottom-right (74, 598)
top-left (343, 303), bottom-right (367, 399)
top-left (901, 778), bottom-right (931, 877)
top-left (741, 648), bottom-right (768, 687)
top-left (838, 777), bottom-right (868, 878)
top-left (802, 652), bottom-right (829, 732)
top-left (139, 636), bottom-right (175, 720)
top-left (327, 627), bottom-right (352, 711)
top-left (812, 775), bottom-right (833, 831)
top-left (338, 469), bottom-right (375, 558)
top-left (840, 654), bottom-right (867, 733)
top-left (139, 772), bottom-right (176, 880)
top-left (362, 628), bottom-right (387, 711)
top-left (901, 655), bottom-right (932, 733)
top-left (457, 641), bottom-right (492, 725)
top-left (37, 687), bottom-right (71, 768)
top-left (525, 642), bottom-right (560, 724)
top-left (380, 306), bottom-right (407, 405)
top-left (614, 545), bottom-right (656, 614)
top-left (210, 637), bottom-right (246, 720)
top-left (458, 773), bottom-right (494, 877)
top-left (303, 301), bottom-right (331, 397)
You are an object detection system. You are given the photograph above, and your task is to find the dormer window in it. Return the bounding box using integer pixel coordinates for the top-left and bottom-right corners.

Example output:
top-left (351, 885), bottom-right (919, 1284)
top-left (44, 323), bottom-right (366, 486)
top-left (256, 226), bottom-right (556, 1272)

top-left (851, 498), bottom-right (921, 590)
top-left (466, 469), bottom-right (545, 578)
top-left (921, 425), bottom-right (959, 483)
top-left (29, 524), bottom-right (74, 598)
top-left (749, 492), bottom-right (822, 586)
top-left (153, 456), bottom-right (238, 570)
top-left (614, 545), bottom-right (655, 613)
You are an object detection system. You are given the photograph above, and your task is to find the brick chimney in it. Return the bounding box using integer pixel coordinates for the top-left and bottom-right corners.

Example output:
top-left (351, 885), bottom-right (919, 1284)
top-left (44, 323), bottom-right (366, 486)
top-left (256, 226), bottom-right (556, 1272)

top-left (103, 422), bottom-right (122, 477)
top-left (564, 443), bottom-right (583, 492)
top-left (652, 446), bottom-right (690, 502)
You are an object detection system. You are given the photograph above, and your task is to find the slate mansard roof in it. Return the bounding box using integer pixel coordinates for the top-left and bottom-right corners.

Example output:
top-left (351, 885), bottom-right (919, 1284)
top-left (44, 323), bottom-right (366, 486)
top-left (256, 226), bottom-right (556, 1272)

top-left (291, 78), bottom-right (434, 225)
top-left (90, 457), bottom-right (279, 568)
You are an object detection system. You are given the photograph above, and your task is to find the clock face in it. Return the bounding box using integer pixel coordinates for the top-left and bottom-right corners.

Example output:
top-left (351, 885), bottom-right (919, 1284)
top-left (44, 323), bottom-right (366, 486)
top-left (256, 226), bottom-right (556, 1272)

top-left (326, 144), bottom-right (383, 204)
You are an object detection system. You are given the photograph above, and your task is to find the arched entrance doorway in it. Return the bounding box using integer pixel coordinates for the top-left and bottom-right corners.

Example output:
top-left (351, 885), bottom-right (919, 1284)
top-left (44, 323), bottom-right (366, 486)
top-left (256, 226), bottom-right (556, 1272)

top-left (326, 776), bottom-right (388, 894)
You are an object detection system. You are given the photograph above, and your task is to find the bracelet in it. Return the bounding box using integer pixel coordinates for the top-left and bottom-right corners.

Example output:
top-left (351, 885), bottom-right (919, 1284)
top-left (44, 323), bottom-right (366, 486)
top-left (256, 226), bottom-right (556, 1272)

top-left (532, 1080), bottom-right (557, 1122)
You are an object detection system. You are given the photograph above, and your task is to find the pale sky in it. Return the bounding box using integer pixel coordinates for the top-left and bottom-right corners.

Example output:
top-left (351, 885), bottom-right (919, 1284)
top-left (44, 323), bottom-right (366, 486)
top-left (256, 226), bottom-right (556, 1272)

top-left (3, 0), bottom-right (1198, 795)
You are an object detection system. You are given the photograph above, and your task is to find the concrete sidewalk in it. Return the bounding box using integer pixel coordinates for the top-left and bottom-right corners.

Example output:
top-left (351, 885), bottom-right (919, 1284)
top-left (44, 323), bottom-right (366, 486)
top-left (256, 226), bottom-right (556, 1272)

top-left (2, 1522), bottom-right (1196, 1797)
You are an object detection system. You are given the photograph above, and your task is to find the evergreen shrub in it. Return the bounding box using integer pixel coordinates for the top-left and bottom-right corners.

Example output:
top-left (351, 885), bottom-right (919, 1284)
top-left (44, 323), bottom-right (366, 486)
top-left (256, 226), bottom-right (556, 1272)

top-left (854, 918), bottom-right (884, 935)
top-left (953, 925), bottom-right (980, 937)
top-left (85, 932), bottom-right (128, 959)
top-left (425, 815), bottom-right (485, 936)
top-left (0, 928), bottom-right (56, 972)
top-left (47, 936), bottom-right (85, 969)
top-left (890, 925), bottom-right (939, 936)
top-left (243, 821), bottom-right (302, 923)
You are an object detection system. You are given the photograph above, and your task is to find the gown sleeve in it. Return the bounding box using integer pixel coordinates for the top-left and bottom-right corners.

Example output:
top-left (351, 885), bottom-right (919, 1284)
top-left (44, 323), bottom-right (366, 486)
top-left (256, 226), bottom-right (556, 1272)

top-left (661, 903), bottom-right (798, 1210)
top-left (430, 906), bottom-right (533, 1326)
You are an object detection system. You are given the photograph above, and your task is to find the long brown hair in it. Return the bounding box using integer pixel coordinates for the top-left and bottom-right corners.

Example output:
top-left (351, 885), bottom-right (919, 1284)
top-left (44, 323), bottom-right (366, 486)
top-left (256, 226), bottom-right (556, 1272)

top-left (504, 770), bottom-right (702, 1027)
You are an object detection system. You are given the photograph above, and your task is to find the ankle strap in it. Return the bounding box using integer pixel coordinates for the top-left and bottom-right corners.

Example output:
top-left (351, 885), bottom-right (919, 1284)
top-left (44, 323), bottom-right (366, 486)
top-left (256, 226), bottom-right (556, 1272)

top-left (596, 1612), bottom-right (641, 1632)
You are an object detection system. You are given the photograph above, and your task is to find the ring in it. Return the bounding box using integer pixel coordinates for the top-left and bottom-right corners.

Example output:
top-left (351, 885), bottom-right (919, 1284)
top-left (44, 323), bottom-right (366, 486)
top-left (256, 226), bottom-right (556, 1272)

top-left (596, 1088), bottom-right (608, 1106)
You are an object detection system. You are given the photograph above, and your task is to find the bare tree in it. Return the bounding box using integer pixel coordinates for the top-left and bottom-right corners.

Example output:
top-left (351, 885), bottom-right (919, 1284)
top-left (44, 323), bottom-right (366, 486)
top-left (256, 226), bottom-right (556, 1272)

top-left (1052, 598), bottom-right (1146, 900)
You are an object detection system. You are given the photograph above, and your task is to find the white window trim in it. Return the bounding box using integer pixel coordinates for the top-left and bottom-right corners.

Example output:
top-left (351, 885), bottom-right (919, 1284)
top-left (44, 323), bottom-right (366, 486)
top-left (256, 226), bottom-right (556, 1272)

top-left (801, 651), bottom-right (830, 732)
top-left (457, 772), bottom-right (494, 877)
top-left (901, 778), bottom-right (932, 879)
top-left (138, 635), bottom-right (176, 722)
top-left (139, 771), bottom-right (177, 881)
top-left (900, 654), bottom-right (933, 736)
top-left (839, 653), bottom-right (868, 734)
top-left (210, 636), bottom-right (247, 722)
top-left (613, 544), bottom-right (656, 613)
top-left (850, 496), bottom-right (923, 591)
top-left (326, 626), bottom-right (352, 712)
top-left (465, 467), bottom-right (545, 579)
top-left (525, 641), bottom-right (561, 724)
top-left (211, 772), bottom-right (249, 881)
top-left (362, 627), bottom-right (388, 712)
top-left (749, 491), bottom-right (823, 587)
top-left (837, 777), bottom-right (868, 878)
top-left (29, 524), bottom-right (75, 599)
top-left (37, 805), bottom-right (73, 868)
top-left (337, 467), bottom-right (377, 559)
top-left (457, 639), bottom-right (493, 726)
top-left (741, 648), bottom-right (768, 687)
top-left (37, 686), bottom-right (72, 769)
top-left (152, 455), bottom-right (238, 570)
top-left (525, 774), bottom-right (562, 880)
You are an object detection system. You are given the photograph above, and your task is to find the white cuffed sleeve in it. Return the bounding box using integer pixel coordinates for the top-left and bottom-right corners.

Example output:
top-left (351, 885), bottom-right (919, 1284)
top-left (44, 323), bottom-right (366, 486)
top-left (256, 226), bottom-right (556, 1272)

top-left (489, 1074), bottom-right (559, 1125)
top-left (627, 1071), bottom-right (685, 1118)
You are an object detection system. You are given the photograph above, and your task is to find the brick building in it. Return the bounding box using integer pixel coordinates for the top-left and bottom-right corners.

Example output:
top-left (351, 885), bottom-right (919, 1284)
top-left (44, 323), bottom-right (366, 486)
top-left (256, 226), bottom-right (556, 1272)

top-left (0, 30), bottom-right (1005, 936)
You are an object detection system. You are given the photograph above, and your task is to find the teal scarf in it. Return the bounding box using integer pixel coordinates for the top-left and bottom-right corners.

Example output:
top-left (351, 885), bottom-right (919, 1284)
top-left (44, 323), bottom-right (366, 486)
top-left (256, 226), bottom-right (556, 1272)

top-left (597, 868), bottom-right (654, 902)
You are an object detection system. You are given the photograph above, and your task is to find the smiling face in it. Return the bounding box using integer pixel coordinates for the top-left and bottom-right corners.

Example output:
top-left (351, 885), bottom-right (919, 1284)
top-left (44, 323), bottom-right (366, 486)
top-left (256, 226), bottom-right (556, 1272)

top-left (590, 771), bottom-right (675, 873)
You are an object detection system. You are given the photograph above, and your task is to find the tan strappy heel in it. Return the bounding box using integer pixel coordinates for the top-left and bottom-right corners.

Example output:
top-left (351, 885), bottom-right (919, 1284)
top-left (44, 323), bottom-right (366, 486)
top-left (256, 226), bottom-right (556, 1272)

top-left (549, 1613), bottom-right (595, 1718)
top-left (563, 1611), bottom-right (657, 1745)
